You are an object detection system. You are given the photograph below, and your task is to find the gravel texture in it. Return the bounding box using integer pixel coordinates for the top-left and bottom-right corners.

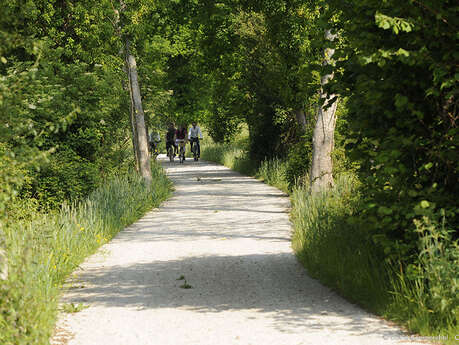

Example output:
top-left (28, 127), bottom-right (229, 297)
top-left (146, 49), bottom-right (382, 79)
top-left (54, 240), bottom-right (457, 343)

top-left (51, 156), bottom-right (427, 345)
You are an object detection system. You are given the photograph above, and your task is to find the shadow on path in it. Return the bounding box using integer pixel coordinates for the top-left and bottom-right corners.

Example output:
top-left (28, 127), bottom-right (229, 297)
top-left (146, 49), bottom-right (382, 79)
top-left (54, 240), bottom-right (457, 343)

top-left (64, 253), bottom-right (401, 338)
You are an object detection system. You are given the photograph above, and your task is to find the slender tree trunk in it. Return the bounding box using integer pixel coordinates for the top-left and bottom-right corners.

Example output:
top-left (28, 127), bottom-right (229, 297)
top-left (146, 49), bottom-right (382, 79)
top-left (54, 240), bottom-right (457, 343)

top-left (115, 0), bottom-right (151, 182)
top-left (295, 108), bottom-right (307, 132)
top-left (310, 29), bottom-right (339, 193)
top-left (125, 64), bottom-right (140, 171)
top-left (124, 39), bottom-right (152, 184)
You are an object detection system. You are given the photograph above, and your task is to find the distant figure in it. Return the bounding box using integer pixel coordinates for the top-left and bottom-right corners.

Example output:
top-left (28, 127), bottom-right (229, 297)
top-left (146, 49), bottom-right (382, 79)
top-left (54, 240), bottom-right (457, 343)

top-left (165, 123), bottom-right (177, 156)
top-left (175, 124), bottom-right (188, 160)
top-left (188, 121), bottom-right (203, 158)
top-left (149, 131), bottom-right (161, 155)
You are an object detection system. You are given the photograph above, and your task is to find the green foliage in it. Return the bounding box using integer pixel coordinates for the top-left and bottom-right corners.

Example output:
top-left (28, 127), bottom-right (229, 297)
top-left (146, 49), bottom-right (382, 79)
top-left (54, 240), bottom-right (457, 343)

top-left (201, 133), bottom-right (289, 192)
top-left (285, 132), bottom-right (313, 189)
top-left (200, 140), bottom-right (257, 176)
top-left (1, 0), bottom-right (457, 340)
top-left (389, 213), bottom-right (459, 335)
top-left (29, 149), bottom-right (101, 209)
top-left (330, 0), bottom-right (458, 258)
top-left (325, 1), bottom-right (458, 335)
top-left (0, 163), bottom-right (172, 345)
top-left (0, 2), bottom-right (132, 207)
top-left (61, 303), bottom-right (89, 314)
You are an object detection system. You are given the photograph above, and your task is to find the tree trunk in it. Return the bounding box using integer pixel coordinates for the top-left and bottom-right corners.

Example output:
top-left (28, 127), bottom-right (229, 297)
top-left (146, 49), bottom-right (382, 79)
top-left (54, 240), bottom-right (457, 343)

top-left (295, 108), bottom-right (307, 132)
top-left (126, 64), bottom-right (140, 171)
top-left (310, 29), bottom-right (339, 193)
top-left (125, 39), bottom-right (152, 184)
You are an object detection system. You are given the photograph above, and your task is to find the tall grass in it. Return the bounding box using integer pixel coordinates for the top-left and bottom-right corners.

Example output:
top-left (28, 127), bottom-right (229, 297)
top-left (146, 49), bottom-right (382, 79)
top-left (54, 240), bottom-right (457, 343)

top-left (200, 141), bottom-right (257, 176)
top-left (0, 163), bottom-right (172, 345)
top-left (291, 174), bottom-right (391, 312)
top-left (387, 215), bottom-right (459, 344)
top-left (256, 158), bottom-right (289, 193)
top-left (200, 140), bottom-right (289, 192)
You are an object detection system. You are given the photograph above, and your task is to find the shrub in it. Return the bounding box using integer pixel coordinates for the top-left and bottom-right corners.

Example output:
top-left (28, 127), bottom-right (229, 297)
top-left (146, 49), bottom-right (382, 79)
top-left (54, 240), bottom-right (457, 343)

top-left (285, 137), bottom-right (312, 189)
top-left (389, 212), bottom-right (459, 337)
top-left (29, 148), bottom-right (101, 209)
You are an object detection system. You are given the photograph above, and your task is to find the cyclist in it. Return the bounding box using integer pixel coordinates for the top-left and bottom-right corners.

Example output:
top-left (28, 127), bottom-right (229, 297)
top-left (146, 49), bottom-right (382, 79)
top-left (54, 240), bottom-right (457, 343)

top-left (188, 121), bottom-right (203, 158)
top-left (175, 124), bottom-right (188, 160)
top-left (165, 123), bottom-right (177, 156)
top-left (149, 131), bottom-right (161, 155)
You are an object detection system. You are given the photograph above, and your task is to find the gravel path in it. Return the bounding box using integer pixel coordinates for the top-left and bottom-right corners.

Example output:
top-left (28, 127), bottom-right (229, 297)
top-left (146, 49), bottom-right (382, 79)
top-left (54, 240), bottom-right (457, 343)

top-left (51, 156), bottom-right (426, 345)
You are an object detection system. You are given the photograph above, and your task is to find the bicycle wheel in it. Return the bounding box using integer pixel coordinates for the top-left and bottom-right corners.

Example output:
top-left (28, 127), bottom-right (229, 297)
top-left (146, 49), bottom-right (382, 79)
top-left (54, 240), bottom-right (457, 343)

top-left (192, 142), bottom-right (198, 161)
top-left (179, 147), bottom-right (184, 163)
top-left (168, 147), bottom-right (174, 162)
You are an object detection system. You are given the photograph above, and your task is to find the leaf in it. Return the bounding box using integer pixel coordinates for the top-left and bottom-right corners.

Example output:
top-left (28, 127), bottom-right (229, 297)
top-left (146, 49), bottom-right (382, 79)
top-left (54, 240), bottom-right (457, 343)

top-left (396, 48), bottom-right (410, 57)
top-left (424, 162), bottom-right (433, 170)
top-left (378, 206), bottom-right (393, 215)
top-left (420, 200), bottom-right (430, 209)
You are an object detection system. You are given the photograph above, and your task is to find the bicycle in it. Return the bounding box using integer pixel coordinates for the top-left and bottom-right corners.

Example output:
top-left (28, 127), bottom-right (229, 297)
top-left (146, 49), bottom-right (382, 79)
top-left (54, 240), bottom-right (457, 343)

top-left (149, 141), bottom-right (160, 160)
top-left (176, 139), bottom-right (186, 164)
top-left (190, 138), bottom-right (199, 161)
top-left (167, 144), bottom-right (174, 162)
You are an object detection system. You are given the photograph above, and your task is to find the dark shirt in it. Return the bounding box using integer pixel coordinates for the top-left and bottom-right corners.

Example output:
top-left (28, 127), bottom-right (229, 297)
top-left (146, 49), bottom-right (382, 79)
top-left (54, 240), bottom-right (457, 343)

top-left (176, 128), bottom-right (186, 140)
top-left (166, 128), bottom-right (176, 142)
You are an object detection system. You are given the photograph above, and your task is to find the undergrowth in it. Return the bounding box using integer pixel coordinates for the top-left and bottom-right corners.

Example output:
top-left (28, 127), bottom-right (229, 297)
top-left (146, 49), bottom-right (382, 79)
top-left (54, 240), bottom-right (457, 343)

top-left (0, 162), bottom-right (172, 345)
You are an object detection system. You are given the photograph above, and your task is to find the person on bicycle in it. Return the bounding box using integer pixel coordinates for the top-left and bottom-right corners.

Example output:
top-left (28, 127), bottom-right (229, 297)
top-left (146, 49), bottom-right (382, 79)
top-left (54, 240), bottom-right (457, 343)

top-left (149, 131), bottom-right (161, 155)
top-left (176, 124), bottom-right (188, 159)
top-left (165, 123), bottom-right (177, 156)
top-left (188, 121), bottom-right (203, 158)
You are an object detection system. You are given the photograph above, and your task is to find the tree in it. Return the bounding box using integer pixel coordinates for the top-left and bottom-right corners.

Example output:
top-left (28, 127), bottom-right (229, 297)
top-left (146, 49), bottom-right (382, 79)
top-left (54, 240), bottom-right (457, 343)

top-left (124, 39), bottom-right (152, 183)
top-left (309, 29), bottom-right (339, 192)
top-left (116, 0), bottom-right (152, 183)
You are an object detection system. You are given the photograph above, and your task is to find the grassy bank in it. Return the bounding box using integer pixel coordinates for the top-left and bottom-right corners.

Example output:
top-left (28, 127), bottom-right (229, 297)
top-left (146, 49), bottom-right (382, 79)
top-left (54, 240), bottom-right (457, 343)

top-left (201, 138), bottom-right (458, 344)
top-left (200, 137), bottom-right (288, 193)
top-left (0, 162), bottom-right (172, 345)
top-left (290, 174), bottom-right (391, 312)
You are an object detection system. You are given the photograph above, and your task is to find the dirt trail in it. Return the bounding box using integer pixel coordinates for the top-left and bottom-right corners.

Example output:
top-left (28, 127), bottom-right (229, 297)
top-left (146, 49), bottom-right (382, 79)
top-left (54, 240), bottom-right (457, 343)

top-left (51, 157), bottom-right (424, 345)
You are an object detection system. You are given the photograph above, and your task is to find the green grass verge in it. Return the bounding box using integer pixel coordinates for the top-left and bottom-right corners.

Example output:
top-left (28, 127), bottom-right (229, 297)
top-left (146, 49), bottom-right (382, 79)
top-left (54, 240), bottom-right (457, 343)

top-left (0, 162), bottom-right (172, 345)
top-left (291, 174), bottom-right (391, 312)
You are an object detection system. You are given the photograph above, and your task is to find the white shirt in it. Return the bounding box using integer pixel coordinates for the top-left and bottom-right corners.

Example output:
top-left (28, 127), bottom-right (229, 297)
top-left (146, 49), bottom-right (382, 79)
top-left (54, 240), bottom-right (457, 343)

top-left (149, 132), bottom-right (160, 142)
top-left (188, 125), bottom-right (203, 139)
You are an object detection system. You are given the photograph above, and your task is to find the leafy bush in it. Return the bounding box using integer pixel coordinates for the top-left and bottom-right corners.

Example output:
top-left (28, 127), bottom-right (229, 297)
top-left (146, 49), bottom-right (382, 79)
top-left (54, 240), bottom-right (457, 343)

top-left (331, 0), bottom-right (458, 264)
top-left (285, 137), bottom-right (312, 189)
top-left (29, 148), bottom-right (101, 209)
top-left (389, 212), bottom-right (459, 337)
